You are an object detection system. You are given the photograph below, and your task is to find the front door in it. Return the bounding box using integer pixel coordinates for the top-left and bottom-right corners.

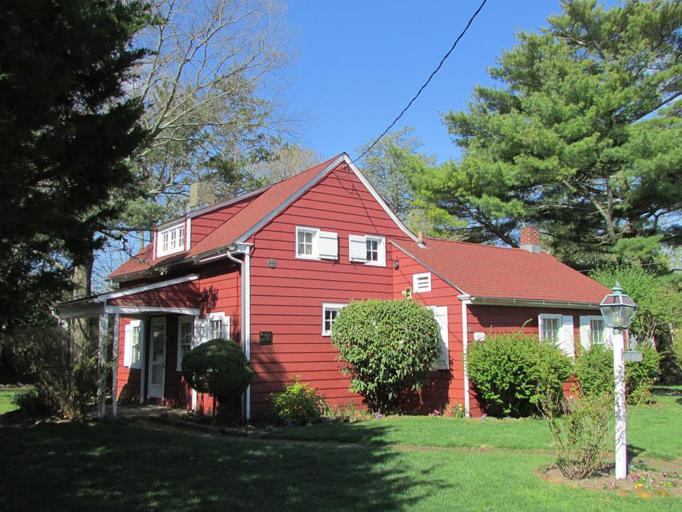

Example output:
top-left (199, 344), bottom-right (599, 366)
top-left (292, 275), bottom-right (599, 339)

top-left (148, 317), bottom-right (166, 399)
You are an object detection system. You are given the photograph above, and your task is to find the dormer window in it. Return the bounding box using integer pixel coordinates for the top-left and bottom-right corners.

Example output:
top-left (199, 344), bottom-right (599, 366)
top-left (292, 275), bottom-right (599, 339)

top-left (157, 223), bottom-right (186, 257)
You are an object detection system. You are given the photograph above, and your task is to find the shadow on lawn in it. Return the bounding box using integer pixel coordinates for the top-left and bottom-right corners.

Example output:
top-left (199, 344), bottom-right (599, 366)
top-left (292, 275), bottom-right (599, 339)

top-left (0, 420), bottom-right (447, 512)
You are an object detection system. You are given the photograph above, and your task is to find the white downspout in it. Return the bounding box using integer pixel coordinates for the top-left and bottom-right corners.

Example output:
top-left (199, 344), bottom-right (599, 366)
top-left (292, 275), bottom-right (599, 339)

top-left (460, 296), bottom-right (472, 417)
top-left (225, 244), bottom-right (252, 421)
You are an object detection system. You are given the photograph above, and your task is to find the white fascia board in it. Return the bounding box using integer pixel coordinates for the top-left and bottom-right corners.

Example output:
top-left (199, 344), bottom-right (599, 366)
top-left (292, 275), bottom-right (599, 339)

top-left (104, 306), bottom-right (201, 316)
top-left (343, 154), bottom-right (419, 242)
top-left (96, 274), bottom-right (199, 302)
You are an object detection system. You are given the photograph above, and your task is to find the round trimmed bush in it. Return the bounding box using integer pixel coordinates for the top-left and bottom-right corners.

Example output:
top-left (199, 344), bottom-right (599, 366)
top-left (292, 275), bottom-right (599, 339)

top-left (331, 299), bottom-right (441, 413)
top-left (181, 339), bottom-right (252, 417)
top-left (468, 334), bottom-right (573, 417)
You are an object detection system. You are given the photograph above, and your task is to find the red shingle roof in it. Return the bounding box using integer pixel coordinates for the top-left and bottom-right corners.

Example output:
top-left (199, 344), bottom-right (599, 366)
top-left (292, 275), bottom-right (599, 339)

top-left (392, 238), bottom-right (610, 305)
top-left (111, 155), bottom-right (342, 280)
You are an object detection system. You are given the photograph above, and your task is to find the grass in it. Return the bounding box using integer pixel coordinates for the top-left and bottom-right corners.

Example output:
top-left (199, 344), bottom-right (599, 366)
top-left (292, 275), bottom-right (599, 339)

top-left (0, 386), bottom-right (29, 414)
top-left (0, 387), bottom-right (679, 511)
top-left (268, 388), bottom-right (682, 460)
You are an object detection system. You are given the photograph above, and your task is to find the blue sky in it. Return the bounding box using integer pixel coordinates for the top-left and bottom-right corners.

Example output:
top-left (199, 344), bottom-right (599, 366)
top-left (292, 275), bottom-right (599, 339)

top-left (279, 0), bottom-right (567, 164)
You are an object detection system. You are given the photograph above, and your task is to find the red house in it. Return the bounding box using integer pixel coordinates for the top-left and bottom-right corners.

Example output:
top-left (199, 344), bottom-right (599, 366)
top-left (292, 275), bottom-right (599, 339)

top-left (58, 154), bottom-right (611, 418)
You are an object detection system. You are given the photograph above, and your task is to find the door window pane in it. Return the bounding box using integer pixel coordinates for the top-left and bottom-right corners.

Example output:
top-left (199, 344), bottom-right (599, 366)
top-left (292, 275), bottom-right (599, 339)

top-left (542, 318), bottom-right (560, 343)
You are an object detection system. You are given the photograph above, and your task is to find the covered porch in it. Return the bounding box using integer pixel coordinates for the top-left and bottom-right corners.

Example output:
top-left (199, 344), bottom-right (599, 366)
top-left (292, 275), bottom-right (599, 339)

top-left (56, 275), bottom-right (202, 418)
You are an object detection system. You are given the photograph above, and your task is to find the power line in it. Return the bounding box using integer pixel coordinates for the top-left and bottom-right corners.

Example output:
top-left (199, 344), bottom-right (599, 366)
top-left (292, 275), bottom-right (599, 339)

top-left (353, 0), bottom-right (488, 163)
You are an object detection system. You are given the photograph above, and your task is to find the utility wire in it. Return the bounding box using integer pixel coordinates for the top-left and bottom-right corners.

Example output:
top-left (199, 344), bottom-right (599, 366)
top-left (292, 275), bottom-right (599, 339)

top-left (353, 0), bottom-right (488, 164)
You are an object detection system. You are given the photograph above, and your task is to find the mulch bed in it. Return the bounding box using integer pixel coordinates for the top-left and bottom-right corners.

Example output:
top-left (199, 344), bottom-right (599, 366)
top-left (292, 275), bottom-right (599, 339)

top-left (538, 460), bottom-right (682, 498)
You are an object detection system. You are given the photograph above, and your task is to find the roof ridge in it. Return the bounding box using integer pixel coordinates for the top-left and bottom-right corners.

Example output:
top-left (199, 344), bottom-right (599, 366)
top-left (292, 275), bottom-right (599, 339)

top-left (423, 236), bottom-right (540, 254)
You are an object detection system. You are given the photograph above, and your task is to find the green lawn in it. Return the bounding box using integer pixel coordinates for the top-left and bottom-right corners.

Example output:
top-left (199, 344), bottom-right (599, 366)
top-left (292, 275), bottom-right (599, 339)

top-left (0, 386), bottom-right (28, 414)
top-left (0, 387), bottom-right (679, 511)
top-left (268, 388), bottom-right (682, 461)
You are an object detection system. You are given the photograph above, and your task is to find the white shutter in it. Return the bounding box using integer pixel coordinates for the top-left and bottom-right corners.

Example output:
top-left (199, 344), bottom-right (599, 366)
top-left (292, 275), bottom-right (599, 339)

top-left (123, 324), bottom-right (133, 367)
top-left (348, 235), bottom-right (367, 262)
top-left (559, 315), bottom-right (575, 358)
top-left (429, 306), bottom-right (449, 370)
top-left (579, 316), bottom-right (591, 350)
top-left (221, 315), bottom-right (230, 339)
top-left (318, 231), bottom-right (339, 260)
top-left (193, 316), bottom-right (208, 346)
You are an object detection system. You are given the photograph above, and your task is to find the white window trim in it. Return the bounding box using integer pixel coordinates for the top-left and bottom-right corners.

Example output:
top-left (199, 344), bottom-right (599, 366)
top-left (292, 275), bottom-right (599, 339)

top-left (124, 319), bottom-right (142, 369)
top-left (295, 226), bottom-right (320, 260)
top-left (322, 303), bottom-right (347, 336)
top-left (413, 272), bottom-right (432, 293)
top-left (176, 316), bottom-right (194, 371)
top-left (156, 222), bottom-right (186, 258)
top-left (538, 314), bottom-right (563, 343)
top-left (364, 235), bottom-right (386, 267)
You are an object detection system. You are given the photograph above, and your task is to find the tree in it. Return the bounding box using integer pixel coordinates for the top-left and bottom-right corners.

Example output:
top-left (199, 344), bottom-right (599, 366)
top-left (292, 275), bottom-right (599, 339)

top-left (331, 299), bottom-right (441, 413)
top-left (590, 264), bottom-right (682, 347)
top-left (414, 0), bottom-right (682, 268)
top-left (92, 0), bottom-right (292, 292)
top-left (358, 129), bottom-right (464, 239)
top-left (0, 0), bottom-right (149, 329)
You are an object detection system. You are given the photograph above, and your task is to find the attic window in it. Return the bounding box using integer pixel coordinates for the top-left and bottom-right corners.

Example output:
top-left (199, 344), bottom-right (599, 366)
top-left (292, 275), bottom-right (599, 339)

top-left (157, 223), bottom-right (186, 257)
top-left (412, 272), bottom-right (432, 293)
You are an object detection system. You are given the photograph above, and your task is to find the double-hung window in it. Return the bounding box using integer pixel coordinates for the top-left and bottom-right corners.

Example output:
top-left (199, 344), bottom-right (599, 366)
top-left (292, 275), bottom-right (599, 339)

top-left (177, 317), bottom-right (194, 370)
top-left (349, 234), bottom-right (386, 266)
top-left (322, 303), bottom-right (346, 336)
top-left (539, 314), bottom-right (575, 358)
top-left (296, 227), bottom-right (317, 258)
top-left (579, 315), bottom-right (609, 350)
top-left (540, 315), bottom-right (561, 343)
top-left (295, 227), bottom-right (338, 260)
top-left (157, 223), bottom-right (186, 257)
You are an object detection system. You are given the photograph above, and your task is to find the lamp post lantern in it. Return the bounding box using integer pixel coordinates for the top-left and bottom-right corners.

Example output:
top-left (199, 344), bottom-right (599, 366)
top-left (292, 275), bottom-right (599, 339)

top-left (600, 282), bottom-right (637, 480)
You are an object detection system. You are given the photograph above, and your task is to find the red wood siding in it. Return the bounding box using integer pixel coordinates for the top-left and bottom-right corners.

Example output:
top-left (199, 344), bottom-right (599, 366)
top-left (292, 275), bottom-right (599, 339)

top-left (466, 304), bottom-right (601, 415)
top-left (391, 248), bottom-right (465, 413)
top-left (247, 166), bottom-right (413, 414)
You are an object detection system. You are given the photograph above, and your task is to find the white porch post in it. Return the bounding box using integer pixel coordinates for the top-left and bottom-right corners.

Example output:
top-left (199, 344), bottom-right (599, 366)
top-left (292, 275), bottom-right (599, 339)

top-left (111, 313), bottom-right (120, 418)
top-left (139, 317), bottom-right (146, 404)
top-left (613, 329), bottom-right (627, 479)
top-left (97, 313), bottom-right (109, 419)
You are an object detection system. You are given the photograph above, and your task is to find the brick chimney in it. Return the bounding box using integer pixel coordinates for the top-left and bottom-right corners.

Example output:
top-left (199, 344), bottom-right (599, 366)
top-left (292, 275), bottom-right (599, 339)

top-left (520, 226), bottom-right (541, 253)
top-left (189, 182), bottom-right (216, 209)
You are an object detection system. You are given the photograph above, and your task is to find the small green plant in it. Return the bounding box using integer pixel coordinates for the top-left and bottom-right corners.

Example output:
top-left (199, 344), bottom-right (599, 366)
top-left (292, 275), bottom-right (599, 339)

top-left (540, 391), bottom-right (611, 480)
top-left (11, 388), bottom-right (52, 416)
top-left (576, 342), bottom-right (660, 404)
top-left (272, 378), bottom-right (328, 425)
top-left (445, 403), bottom-right (466, 418)
top-left (182, 339), bottom-right (252, 420)
top-left (468, 334), bottom-right (573, 417)
top-left (331, 299), bottom-right (441, 413)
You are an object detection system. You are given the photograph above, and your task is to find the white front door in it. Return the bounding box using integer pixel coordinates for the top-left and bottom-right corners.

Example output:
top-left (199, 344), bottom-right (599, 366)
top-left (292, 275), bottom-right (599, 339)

top-left (148, 317), bottom-right (166, 399)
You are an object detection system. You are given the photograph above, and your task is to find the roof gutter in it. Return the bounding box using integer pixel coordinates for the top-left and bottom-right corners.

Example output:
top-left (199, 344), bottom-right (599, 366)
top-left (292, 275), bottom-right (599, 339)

top-left (458, 295), bottom-right (600, 310)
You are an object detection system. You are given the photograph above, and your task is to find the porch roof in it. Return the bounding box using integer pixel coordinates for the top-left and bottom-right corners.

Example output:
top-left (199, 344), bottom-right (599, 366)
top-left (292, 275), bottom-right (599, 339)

top-left (56, 274), bottom-right (201, 318)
